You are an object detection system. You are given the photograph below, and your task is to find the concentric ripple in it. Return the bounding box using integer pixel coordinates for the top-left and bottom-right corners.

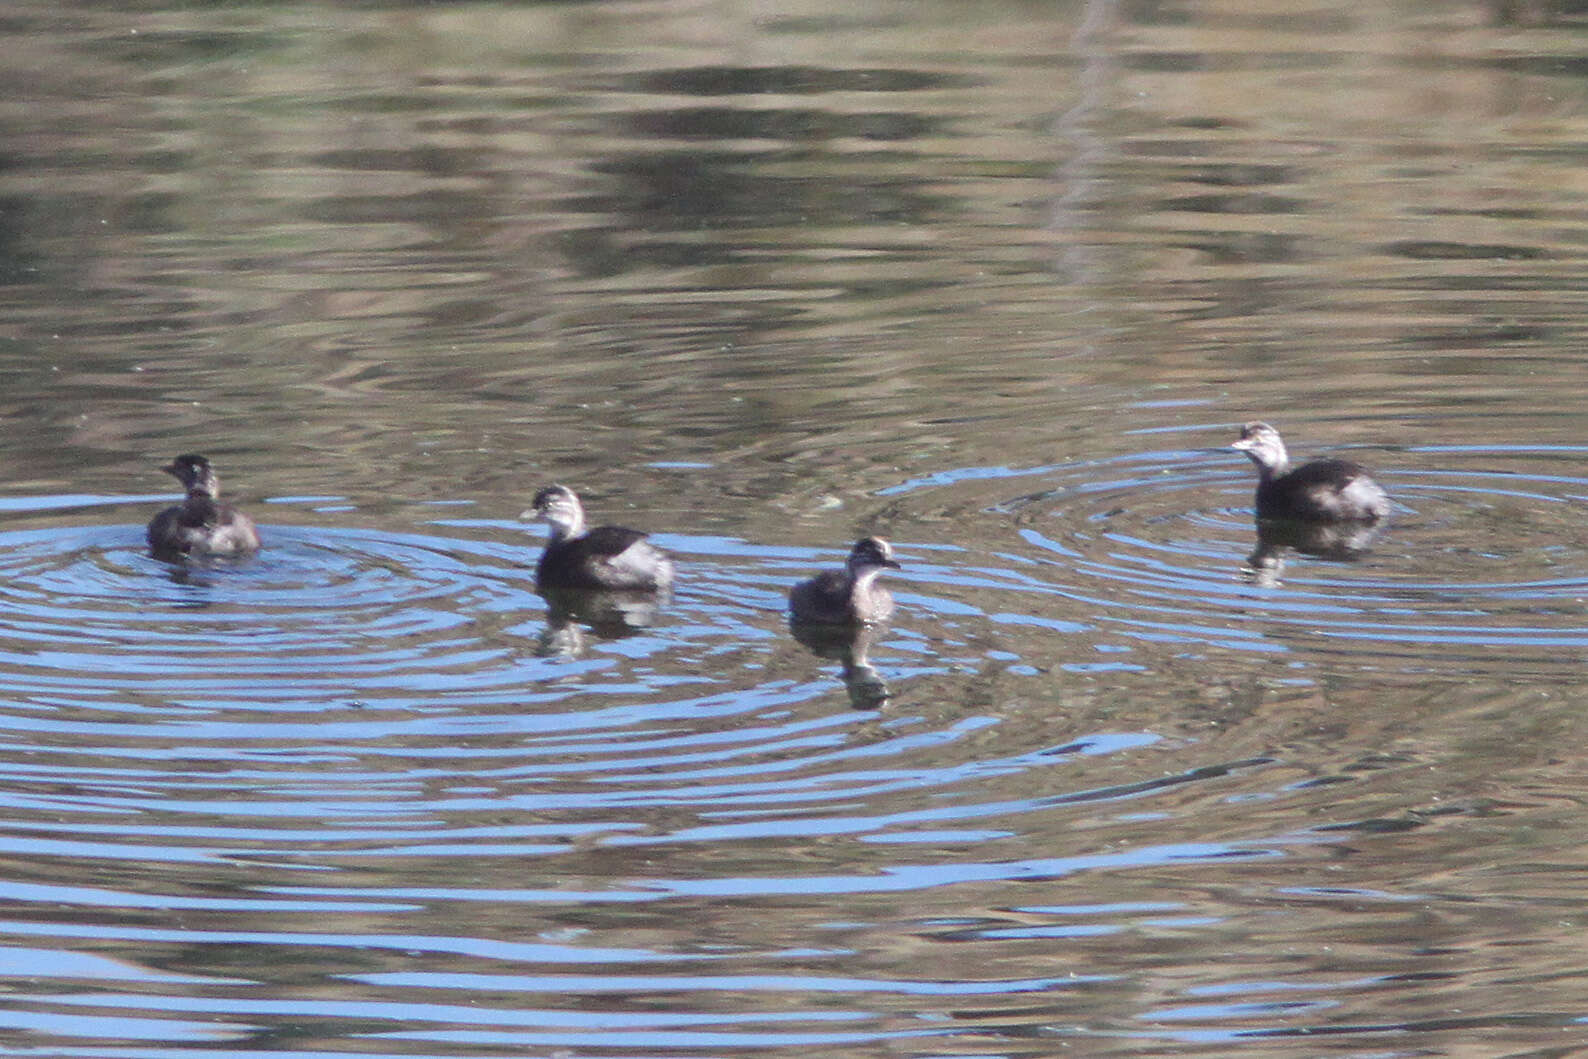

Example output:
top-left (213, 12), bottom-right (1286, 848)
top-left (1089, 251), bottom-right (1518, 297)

top-left (0, 495), bottom-right (1258, 1059)
top-left (878, 442), bottom-right (1588, 679)
top-left (0, 520), bottom-right (557, 705)
top-left (0, 497), bottom-right (1170, 863)
top-left (0, 470), bottom-right (1573, 1055)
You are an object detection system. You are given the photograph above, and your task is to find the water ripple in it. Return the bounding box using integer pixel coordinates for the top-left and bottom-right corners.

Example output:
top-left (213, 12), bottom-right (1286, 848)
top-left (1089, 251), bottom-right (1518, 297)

top-left (880, 442), bottom-right (1588, 679)
top-left (0, 443), bottom-right (1572, 1056)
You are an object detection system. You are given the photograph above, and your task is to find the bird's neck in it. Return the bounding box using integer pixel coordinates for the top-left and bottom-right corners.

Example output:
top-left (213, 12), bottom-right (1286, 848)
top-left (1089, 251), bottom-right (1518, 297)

top-left (1257, 460), bottom-right (1287, 483)
top-left (546, 512), bottom-right (585, 543)
top-left (849, 565), bottom-right (886, 596)
top-left (1254, 447), bottom-right (1290, 482)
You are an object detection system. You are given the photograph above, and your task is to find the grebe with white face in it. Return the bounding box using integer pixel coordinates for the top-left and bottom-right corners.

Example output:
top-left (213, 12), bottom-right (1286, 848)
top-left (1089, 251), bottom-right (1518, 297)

top-left (523, 484), bottom-right (674, 591)
top-left (1232, 422), bottom-right (1389, 523)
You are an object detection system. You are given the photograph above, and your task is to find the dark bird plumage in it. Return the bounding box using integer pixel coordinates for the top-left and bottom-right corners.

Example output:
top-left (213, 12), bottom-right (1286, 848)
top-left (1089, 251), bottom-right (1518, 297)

top-left (146, 454), bottom-right (261, 558)
top-left (788, 536), bottom-right (901, 625)
top-left (523, 484), bottom-right (673, 591)
top-left (1232, 422), bottom-right (1389, 523)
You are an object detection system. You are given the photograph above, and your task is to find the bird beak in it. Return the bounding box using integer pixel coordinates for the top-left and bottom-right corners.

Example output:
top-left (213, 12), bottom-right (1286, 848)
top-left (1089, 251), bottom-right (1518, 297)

top-left (160, 462), bottom-right (182, 479)
top-left (1230, 438), bottom-right (1253, 452)
top-left (882, 558), bottom-right (902, 570)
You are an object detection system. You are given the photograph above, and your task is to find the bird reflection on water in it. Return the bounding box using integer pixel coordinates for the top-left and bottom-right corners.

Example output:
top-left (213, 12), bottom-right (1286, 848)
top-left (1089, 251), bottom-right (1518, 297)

top-left (1243, 518), bottom-right (1384, 587)
top-left (789, 620), bottom-right (891, 709)
top-left (534, 586), bottom-right (669, 658)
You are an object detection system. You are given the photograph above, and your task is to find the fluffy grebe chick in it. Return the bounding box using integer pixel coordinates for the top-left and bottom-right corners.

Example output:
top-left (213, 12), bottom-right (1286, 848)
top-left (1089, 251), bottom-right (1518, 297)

top-left (523, 484), bottom-right (673, 591)
top-left (146, 454), bottom-right (261, 558)
top-left (1232, 422), bottom-right (1390, 523)
top-left (788, 536), bottom-right (901, 625)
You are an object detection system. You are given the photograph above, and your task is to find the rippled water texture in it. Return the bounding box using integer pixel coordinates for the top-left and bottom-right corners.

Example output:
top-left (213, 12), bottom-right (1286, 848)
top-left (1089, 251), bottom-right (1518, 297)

top-left (4, 1), bottom-right (1588, 1056)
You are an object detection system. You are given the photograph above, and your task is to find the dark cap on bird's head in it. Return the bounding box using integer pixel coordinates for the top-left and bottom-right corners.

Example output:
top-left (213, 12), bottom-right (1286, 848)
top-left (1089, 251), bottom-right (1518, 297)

top-left (848, 536), bottom-right (901, 571)
top-left (162, 454), bottom-right (219, 495)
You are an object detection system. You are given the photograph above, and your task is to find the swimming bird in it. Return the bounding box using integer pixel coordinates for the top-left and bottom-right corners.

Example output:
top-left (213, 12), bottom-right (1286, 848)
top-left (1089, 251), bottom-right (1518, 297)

top-left (788, 536), bottom-right (901, 625)
top-left (523, 484), bottom-right (673, 591)
top-left (1231, 421), bottom-right (1389, 522)
top-left (146, 454), bottom-right (261, 558)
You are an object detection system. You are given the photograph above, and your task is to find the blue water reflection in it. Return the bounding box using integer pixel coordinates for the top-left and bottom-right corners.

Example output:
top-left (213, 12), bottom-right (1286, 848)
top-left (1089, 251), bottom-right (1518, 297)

top-left (5, 0), bottom-right (1588, 1054)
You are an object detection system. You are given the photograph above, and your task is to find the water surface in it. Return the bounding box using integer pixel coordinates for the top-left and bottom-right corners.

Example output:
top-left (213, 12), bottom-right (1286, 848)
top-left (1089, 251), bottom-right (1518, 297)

top-left (2, 0), bottom-right (1588, 1055)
